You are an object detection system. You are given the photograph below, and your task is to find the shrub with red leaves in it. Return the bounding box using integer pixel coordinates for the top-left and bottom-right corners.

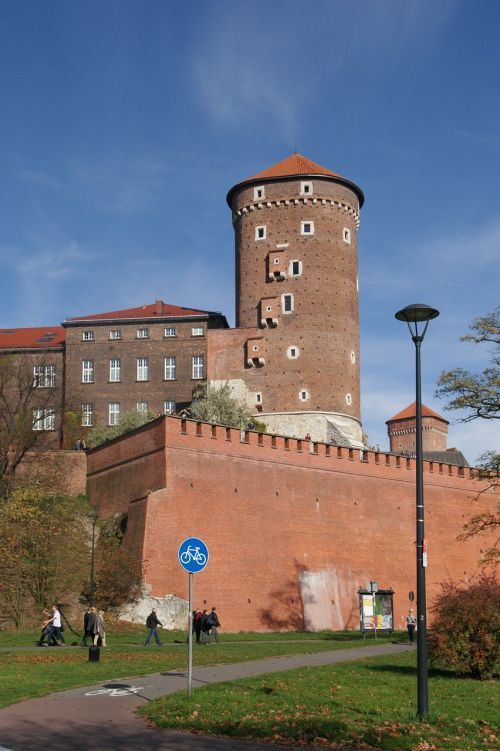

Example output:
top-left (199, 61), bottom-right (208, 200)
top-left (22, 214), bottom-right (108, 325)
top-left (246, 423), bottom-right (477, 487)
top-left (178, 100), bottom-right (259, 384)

top-left (429, 575), bottom-right (500, 679)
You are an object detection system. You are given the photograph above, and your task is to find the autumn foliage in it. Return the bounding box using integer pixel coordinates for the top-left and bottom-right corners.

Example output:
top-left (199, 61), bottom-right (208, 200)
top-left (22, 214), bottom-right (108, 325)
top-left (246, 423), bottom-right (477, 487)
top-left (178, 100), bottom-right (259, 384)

top-left (429, 575), bottom-right (500, 679)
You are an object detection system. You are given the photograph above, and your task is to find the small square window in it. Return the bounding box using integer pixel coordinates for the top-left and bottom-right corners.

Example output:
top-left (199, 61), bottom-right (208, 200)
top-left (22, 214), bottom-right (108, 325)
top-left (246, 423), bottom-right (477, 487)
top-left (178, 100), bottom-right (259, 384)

top-left (192, 327), bottom-right (204, 336)
top-left (300, 181), bottom-right (313, 195)
top-left (253, 186), bottom-right (265, 200)
top-left (164, 327), bottom-right (177, 337)
top-left (136, 328), bottom-right (149, 339)
top-left (255, 225), bottom-right (266, 241)
top-left (82, 331), bottom-right (95, 341)
top-left (343, 228), bottom-right (352, 244)
top-left (109, 330), bottom-right (121, 340)
top-left (287, 345), bottom-right (299, 359)
top-left (164, 400), bottom-right (176, 415)
top-left (301, 221), bottom-right (314, 236)
top-left (299, 389), bottom-right (309, 402)
top-left (136, 401), bottom-right (149, 415)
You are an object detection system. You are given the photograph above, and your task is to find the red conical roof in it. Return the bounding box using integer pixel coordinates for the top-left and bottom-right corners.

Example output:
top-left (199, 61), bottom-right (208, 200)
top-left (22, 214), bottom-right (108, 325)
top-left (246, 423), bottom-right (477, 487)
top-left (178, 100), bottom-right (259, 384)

top-left (386, 402), bottom-right (448, 424)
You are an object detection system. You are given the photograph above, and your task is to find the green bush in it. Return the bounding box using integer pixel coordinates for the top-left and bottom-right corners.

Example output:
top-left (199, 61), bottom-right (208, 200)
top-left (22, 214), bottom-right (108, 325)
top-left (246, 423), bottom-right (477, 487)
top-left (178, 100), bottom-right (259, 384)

top-left (429, 575), bottom-right (500, 679)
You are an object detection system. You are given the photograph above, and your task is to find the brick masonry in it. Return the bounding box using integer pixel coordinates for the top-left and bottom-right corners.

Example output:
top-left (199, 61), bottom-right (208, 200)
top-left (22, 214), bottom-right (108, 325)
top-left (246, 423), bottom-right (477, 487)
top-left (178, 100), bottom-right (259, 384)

top-left (87, 416), bottom-right (497, 632)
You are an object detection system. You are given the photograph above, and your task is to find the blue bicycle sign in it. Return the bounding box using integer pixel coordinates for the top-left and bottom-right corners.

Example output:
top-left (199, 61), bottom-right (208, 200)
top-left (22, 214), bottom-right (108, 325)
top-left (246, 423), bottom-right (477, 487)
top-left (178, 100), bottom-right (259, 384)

top-left (178, 537), bottom-right (209, 573)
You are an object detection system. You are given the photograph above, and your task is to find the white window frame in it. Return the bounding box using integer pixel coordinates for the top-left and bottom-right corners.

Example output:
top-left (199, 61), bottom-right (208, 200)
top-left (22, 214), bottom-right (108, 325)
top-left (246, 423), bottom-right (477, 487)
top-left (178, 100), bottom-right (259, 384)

top-left (192, 355), bottom-right (205, 380)
top-left (299, 389), bottom-right (310, 402)
top-left (191, 327), bottom-right (204, 337)
top-left (282, 293), bottom-right (294, 314)
top-left (82, 331), bottom-right (95, 341)
top-left (82, 359), bottom-right (94, 383)
top-left (255, 225), bottom-right (266, 241)
top-left (345, 393), bottom-right (353, 406)
top-left (136, 328), bottom-right (149, 339)
top-left (33, 408), bottom-right (56, 431)
top-left (289, 259), bottom-right (302, 277)
top-left (300, 181), bottom-right (313, 196)
top-left (301, 221), bottom-right (315, 236)
top-left (82, 403), bottom-right (93, 427)
top-left (253, 185), bottom-right (265, 200)
top-left (164, 356), bottom-right (176, 380)
top-left (287, 345), bottom-right (300, 359)
top-left (108, 402), bottom-right (120, 426)
top-left (33, 364), bottom-right (56, 388)
top-left (164, 327), bottom-right (177, 337)
top-left (163, 400), bottom-right (176, 415)
top-left (350, 351), bottom-right (356, 364)
top-left (109, 358), bottom-right (121, 382)
top-left (255, 392), bottom-right (262, 404)
top-left (136, 357), bottom-right (149, 382)
top-left (136, 401), bottom-right (149, 415)
top-left (109, 329), bottom-right (122, 340)
top-left (343, 227), bottom-right (352, 244)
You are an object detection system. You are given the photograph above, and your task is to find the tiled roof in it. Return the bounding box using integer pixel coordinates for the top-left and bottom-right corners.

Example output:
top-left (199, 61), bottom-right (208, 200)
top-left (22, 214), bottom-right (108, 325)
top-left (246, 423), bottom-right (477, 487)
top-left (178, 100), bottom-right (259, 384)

top-left (247, 153), bottom-right (341, 181)
top-left (65, 300), bottom-right (224, 323)
top-left (0, 326), bottom-right (65, 350)
top-left (227, 152), bottom-right (364, 206)
top-left (386, 402), bottom-right (448, 424)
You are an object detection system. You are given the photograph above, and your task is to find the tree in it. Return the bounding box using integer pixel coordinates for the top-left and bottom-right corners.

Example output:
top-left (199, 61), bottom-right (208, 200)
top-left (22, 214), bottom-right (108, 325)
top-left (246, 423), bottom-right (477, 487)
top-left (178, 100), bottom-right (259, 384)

top-left (435, 307), bottom-right (499, 421)
top-left (0, 354), bottom-right (61, 499)
top-left (436, 308), bottom-right (499, 567)
top-left (87, 409), bottom-right (156, 448)
top-left (189, 382), bottom-right (254, 429)
top-left (0, 486), bottom-right (90, 626)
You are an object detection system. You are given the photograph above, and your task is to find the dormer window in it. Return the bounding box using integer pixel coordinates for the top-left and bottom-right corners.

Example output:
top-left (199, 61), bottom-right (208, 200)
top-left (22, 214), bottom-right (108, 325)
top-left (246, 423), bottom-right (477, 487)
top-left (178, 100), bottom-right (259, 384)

top-left (255, 225), bottom-right (266, 241)
top-left (82, 331), bottom-right (95, 341)
top-left (300, 181), bottom-right (313, 195)
top-left (301, 221), bottom-right (314, 236)
top-left (253, 186), bottom-right (265, 200)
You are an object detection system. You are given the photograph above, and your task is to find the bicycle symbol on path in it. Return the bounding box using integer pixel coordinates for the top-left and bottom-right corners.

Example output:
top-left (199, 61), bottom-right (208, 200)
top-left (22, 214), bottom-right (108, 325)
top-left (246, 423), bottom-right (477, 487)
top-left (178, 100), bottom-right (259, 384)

top-left (84, 685), bottom-right (150, 697)
top-left (178, 536), bottom-right (209, 573)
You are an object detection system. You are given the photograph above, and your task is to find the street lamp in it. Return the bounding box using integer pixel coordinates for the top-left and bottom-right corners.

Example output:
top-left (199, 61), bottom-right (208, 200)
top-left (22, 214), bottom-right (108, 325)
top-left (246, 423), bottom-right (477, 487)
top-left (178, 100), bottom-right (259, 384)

top-left (89, 511), bottom-right (98, 607)
top-left (395, 303), bottom-right (439, 719)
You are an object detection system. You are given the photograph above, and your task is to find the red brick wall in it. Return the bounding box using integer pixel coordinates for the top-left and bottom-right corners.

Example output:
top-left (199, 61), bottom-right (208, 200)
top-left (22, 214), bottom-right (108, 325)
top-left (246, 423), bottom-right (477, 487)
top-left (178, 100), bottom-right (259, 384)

top-left (16, 449), bottom-right (87, 496)
top-left (87, 417), bottom-right (496, 632)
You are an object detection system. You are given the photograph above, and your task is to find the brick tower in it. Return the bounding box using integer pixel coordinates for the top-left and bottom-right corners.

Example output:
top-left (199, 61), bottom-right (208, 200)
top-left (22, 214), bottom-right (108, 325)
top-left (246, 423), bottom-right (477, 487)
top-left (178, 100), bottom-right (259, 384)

top-left (386, 402), bottom-right (449, 455)
top-left (225, 153), bottom-right (365, 446)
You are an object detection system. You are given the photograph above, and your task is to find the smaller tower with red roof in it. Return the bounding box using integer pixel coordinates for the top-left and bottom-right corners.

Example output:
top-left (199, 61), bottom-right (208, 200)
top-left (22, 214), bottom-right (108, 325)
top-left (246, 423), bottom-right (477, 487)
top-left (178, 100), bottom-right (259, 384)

top-left (386, 402), bottom-right (449, 455)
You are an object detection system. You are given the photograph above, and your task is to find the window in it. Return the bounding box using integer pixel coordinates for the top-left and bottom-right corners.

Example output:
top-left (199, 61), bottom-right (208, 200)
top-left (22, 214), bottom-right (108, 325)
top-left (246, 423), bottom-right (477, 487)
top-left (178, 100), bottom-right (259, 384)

top-left (82, 331), bottom-right (95, 341)
top-left (164, 327), bottom-right (177, 337)
top-left (109, 358), bottom-right (121, 382)
top-left (136, 357), bottom-right (149, 381)
top-left (136, 328), bottom-right (149, 339)
top-left (299, 389), bottom-right (309, 402)
top-left (301, 221), bottom-right (314, 236)
top-left (82, 403), bottom-right (93, 427)
top-left (255, 392), bottom-right (262, 404)
top-left (136, 401), bottom-right (149, 415)
top-left (82, 359), bottom-right (94, 383)
top-left (345, 393), bottom-right (352, 406)
top-left (163, 400), bottom-right (176, 415)
top-left (192, 327), bottom-right (204, 336)
top-left (300, 181), bottom-right (313, 195)
top-left (33, 364), bottom-right (56, 388)
top-left (287, 345), bottom-right (299, 359)
top-left (343, 228), bottom-right (351, 244)
top-left (192, 355), bottom-right (204, 379)
top-left (255, 225), bottom-right (266, 241)
top-left (282, 293), bottom-right (294, 314)
top-left (33, 408), bottom-right (55, 431)
top-left (253, 186), bottom-right (265, 200)
top-left (350, 351), bottom-right (356, 364)
top-left (108, 402), bottom-right (120, 426)
top-left (164, 356), bottom-right (176, 380)
top-left (289, 260), bottom-right (302, 277)
top-left (109, 330), bottom-right (122, 340)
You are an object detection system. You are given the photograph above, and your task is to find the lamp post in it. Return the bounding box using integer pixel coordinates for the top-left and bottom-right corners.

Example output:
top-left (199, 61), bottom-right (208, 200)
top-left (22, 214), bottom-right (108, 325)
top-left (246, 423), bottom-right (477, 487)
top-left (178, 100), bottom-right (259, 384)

top-left (395, 303), bottom-right (439, 719)
top-left (89, 512), bottom-right (98, 607)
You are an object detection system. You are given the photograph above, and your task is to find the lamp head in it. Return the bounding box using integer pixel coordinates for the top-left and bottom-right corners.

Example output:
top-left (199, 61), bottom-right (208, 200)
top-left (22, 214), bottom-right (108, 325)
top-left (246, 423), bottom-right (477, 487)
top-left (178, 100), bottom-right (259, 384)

top-left (395, 304), bottom-right (440, 324)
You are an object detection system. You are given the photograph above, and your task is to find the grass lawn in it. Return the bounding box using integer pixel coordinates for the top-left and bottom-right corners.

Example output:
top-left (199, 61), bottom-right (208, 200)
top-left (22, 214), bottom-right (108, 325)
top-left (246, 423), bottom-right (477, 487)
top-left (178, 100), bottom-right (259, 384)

top-left (140, 652), bottom-right (499, 751)
top-left (0, 628), bottom-right (398, 709)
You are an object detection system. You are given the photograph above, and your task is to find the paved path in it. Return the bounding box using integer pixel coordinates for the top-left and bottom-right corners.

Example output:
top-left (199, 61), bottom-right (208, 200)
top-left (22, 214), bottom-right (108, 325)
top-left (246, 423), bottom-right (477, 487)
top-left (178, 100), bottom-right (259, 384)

top-left (0, 642), bottom-right (412, 751)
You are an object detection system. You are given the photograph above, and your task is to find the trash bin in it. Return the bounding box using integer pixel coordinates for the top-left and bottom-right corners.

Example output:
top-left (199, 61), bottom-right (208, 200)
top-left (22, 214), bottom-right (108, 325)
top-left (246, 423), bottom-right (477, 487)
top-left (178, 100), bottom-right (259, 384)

top-left (88, 645), bottom-right (100, 662)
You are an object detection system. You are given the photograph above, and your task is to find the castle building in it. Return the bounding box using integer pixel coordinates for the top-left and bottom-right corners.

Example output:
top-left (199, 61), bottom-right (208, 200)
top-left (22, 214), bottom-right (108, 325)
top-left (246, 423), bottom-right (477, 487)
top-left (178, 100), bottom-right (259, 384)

top-left (208, 153), bottom-right (365, 447)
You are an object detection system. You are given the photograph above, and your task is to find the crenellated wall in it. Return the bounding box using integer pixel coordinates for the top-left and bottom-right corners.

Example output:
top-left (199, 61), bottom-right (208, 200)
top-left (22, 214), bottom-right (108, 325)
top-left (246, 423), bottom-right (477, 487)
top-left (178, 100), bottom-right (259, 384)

top-left (87, 416), bottom-right (497, 632)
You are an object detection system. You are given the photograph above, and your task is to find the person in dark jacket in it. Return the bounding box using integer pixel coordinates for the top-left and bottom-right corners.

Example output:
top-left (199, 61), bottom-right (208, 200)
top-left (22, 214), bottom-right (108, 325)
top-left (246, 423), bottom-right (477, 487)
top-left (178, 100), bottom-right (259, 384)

top-left (82, 607), bottom-right (95, 646)
top-left (193, 609), bottom-right (203, 643)
top-left (208, 606), bottom-right (221, 643)
top-left (200, 609), bottom-right (211, 644)
top-left (145, 608), bottom-right (162, 646)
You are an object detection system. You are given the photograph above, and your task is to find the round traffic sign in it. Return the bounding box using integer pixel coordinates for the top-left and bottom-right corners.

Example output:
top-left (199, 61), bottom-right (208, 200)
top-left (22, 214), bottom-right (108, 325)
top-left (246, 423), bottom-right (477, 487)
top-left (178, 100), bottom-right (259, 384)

top-left (178, 537), bottom-right (209, 573)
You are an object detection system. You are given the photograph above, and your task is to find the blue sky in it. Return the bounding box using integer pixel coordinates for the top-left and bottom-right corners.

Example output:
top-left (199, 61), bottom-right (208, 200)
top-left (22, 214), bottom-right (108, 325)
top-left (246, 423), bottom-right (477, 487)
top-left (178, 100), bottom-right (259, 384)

top-left (0, 0), bottom-right (498, 461)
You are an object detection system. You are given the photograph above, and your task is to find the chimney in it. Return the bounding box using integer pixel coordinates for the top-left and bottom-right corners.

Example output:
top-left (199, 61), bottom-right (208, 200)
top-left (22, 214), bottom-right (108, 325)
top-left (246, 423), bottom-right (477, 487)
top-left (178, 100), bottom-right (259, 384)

top-left (155, 299), bottom-right (164, 316)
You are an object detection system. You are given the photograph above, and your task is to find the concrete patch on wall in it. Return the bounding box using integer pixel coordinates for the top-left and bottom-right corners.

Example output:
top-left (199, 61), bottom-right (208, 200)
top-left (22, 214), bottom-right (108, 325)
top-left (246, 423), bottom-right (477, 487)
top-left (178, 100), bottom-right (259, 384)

top-left (119, 586), bottom-right (188, 630)
top-left (300, 567), bottom-right (359, 631)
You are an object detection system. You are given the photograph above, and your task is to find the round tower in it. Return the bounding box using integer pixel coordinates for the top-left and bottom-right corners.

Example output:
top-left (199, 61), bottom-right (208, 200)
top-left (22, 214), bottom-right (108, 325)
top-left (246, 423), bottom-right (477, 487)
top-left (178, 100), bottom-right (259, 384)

top-left (226, 153), bottom-right (364, 446)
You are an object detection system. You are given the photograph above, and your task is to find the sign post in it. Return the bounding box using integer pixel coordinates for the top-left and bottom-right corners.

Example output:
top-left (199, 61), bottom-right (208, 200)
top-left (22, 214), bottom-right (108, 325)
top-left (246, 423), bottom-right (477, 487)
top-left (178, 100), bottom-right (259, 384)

top-left (178, 537), bottom-right (209, 698)
top-left (368, 580), bottom-right (379, 638)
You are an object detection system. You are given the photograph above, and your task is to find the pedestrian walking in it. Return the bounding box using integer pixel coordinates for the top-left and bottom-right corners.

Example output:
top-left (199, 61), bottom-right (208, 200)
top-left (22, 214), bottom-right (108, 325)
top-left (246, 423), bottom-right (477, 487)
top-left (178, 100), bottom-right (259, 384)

top-left (208, 606), bottom-right (221, 643)
top-left (145, 608), bottom-right (162, 646)
top-left (81, 607), bottom-right (94, 646)
top-left (49, 605), bottom-right (63, 645)
top-left (37, 609), bottom-right (57, 646)
top-left (200, 609), bottom-right (211, 644)
top-left (406, 608), bottom-right (417, 644)
top-left (193, 609), bottom-right (203, 643)
top-left (93, 610), bottom-right (106, 647)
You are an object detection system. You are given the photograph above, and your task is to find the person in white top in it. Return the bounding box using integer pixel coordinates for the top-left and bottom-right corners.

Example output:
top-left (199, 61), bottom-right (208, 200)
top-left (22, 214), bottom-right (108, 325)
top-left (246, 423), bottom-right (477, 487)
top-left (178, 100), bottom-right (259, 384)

top-left (50, 605), bottom-right (63, 645)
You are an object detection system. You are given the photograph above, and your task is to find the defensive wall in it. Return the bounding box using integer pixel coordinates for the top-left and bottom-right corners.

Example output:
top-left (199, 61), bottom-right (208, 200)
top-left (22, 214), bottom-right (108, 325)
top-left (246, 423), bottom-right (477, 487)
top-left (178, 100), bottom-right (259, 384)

top-left (17, 449), bottom-right (87, 496)
top-left (87, 416), bottom-right (496, 632)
